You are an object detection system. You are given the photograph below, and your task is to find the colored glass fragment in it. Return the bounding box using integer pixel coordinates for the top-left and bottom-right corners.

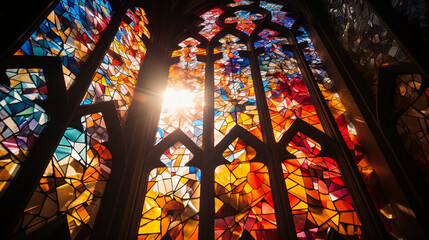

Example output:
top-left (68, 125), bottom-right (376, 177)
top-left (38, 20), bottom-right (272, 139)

top-left (156, 38), bottom-right (206, 146)
top-left (225, 11), bottom-right (263, 35)
top-left (18, 113), bottom-right (111, 239)
top-left (255, 29), bottom-right (323, 142)
top-left (227, 0), bottom-right (253, 7)
top-left (82, 7), bottom-right (149, 123)
top-left (139, 143), bottom-right (200, 240)
top-left (15, 0), bottom-right (113, 88)
top-left (214, 34), bottom-right (262, 144)
top-left (0, 68), bottom-right (49, 196)
top-left (283, 133), bottom-right (361, 239)
top-left (259, 1), bottom-right (295, 28)
top-left (215, 138), bottom-right (277, 239)
top-left (199, 8), bottom-right (223, 40)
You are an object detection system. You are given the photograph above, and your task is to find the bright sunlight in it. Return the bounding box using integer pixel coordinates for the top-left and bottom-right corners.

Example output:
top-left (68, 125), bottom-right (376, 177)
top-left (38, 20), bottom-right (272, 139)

top-left (162, 88), bottom-right (195, 114)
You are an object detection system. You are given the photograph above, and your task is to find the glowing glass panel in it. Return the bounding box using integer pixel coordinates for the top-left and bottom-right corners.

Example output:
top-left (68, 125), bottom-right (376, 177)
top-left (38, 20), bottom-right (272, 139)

top-left (0, 68), bottom-right (49, 196)
top-left (15, 0), bottom-right (113, 88)
top-left (82, 7), bottom-right (149, 123)
top-left (255, 29), bottom-right (323, 142)
top-left (259, 1), bottom-right (295, 28)
top-left (227, 0), bottom-right (253, 7)
top-left (215, 138), bottom-right (278, 239)
top-left (214, 34), bottom-right (262, 145)
top-left (283, 133), bottom-right (361, 239)
top-left (225, 11), bottom-right (263, 35)
top-left (139, 143), bottom-right (200, 240)
top-left (18, 113), bottom-right (112, 239)
top-left (156, 38), bottom-right (206, 146)
top-left (199, 8), bottom-right (223, 40)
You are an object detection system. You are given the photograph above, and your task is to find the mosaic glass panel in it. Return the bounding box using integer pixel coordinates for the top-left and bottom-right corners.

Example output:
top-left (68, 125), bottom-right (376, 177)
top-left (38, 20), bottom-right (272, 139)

top-left (18, 113), bottom-right (112, 239)
top-left (225, 11), bottom-right (263, 35)
top-left (82, 7), bottom-right (149, 123)
top-left (0, 68), bottom-right (49, 196)
top-left (283, 133), bottom-right (361, 239)
top-left (139, 143), bottom-right (200, 240)
top-left (259, 1), bottom-right (295, 28)
top-left (226, 0), bottom-right (253, 7)
top-left (199, 8), bottom-right (223, 41)
top-left (255, 29), bottom-right (323, 142)
top-left (322, 0), bottom-right (408, 94)
top-left (215, 138), bottom-right (277, 239)
top-left (155, 38), bottom-right (206, 146)
top-left (15, 0), bottom-right (113, 88)
top-left (214, 34), bottom-right (262, 145)
top-left (395, 74), bottom-right (429, 182)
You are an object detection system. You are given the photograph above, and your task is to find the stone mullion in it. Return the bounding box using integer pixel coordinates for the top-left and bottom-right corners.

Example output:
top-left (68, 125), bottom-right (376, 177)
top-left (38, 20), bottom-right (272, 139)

top-left (199, 39), bottom-right (217, 240)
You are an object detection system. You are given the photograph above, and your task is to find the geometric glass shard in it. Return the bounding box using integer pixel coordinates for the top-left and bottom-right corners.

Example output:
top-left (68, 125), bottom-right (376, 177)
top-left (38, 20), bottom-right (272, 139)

top-left (255, 29), bottom-right (323, 142)
top-left (82, 7), bottom-right (149, 123)
top-left (215, 138), bottom-right (278, 239)
top-left (214, 35), bottom-right (262, 145)
top-left (17, 113), bottom-right (112, 239)
top-left (283, 133), bottom-right (361, 239)
top-left (226, 0), bottom-right (253, 7)
top-left (225, 10), bottom-right (263, 35)
top-left (15, 0), bottom-right (113, 88)
top-left (0, 68), bottom-right (49, 196)
top-left (155, 38), bottom-right (206, 146)
top-left (259, 1), bottom-right (295, 28)
top-left (199, 8), bottom-right (223, 41)
top-left (139, 143), bottom-right (200, 239)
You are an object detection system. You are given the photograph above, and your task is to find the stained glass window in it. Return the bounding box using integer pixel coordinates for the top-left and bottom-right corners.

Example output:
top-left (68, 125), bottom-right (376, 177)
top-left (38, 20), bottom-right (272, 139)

top-left (4, 1), bottom-right (149, 239)
top-left (2, 0), bottom-right (410, 239)
top-left (255, 29), bottom-right (322, 141)
top-left (138, 1), bottom-right (386, 239)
